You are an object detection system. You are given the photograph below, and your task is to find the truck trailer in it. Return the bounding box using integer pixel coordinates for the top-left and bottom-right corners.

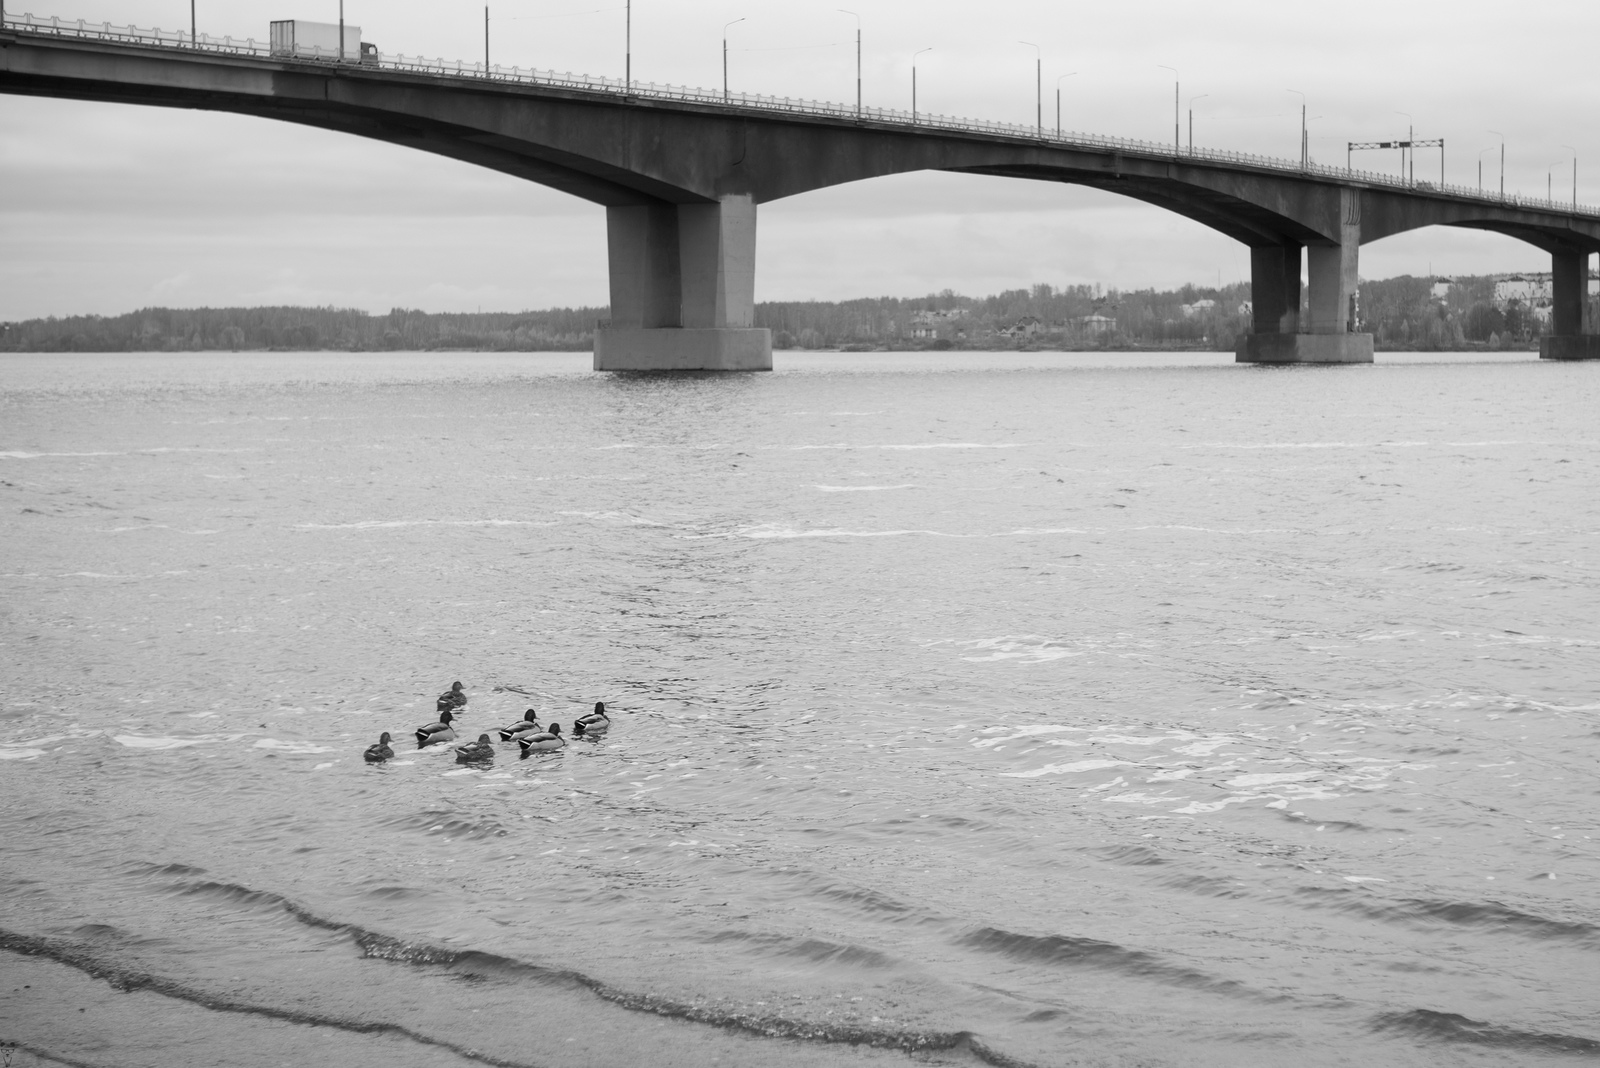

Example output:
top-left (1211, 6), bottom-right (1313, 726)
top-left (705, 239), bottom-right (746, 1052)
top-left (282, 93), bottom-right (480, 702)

top-left (269, 20), bottom-right (362, 62)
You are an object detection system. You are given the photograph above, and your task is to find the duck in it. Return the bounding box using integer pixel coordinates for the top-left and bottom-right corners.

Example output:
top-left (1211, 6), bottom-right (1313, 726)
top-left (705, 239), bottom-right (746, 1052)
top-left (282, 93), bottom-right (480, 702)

top-left (572, 702), bottom-right (611, 737)
top-left (436, 681), bottom-right (468, 712)
top-left (363, 732), bottom-right (394, 763)
top-left (498, 710), bottom-right (541, 742)
top-left (416, 708), bottom-right (458, 748)
top-left (518, 722), bottom-right (565, 755)
top-left (454, 733), bottom-right (495, 764)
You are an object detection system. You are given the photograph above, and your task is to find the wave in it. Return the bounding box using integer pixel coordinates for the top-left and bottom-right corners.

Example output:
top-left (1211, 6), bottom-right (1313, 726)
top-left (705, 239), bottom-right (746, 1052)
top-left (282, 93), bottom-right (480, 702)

top-left (1294, 889), bottom-right (1600, 945)
top-left (379, 809), bottom-right (513, 841)
top-left (689, 525), bottom-right (1085, 541)
top-left (703, 929), bottom-right (898, 969)
top-left (814, 484), bottom-right (915, 492)
top-left (956, 926), bottom-right (1264, 1000)
top-left (295, 519), bottom-right (556, 530)
top-left (0, 927), bottom-right (531, 1068)
top-left (791, 443), bottom-right (1022, 450)
top-left (117, 874), bottom-right (1036, 1066)
top-left (1371, 1009), bottom-right (1600, 1053)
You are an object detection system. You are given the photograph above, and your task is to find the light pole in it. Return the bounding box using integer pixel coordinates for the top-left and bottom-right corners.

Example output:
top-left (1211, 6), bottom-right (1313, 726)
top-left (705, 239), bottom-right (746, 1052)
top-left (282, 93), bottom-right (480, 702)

top-left (722, 17), bottom-right (743, 102)
top-left (1287, 89), bottom-right (1306, 168)
top-left (191, 0), bottom-right (197, 46)
top-left (1489, 130), bottom-right (1505, 200)
top-left (625, 0), bottom-right (632, 91)
top-left (485, 6), bottom-right (490, 71)
top-left (838, 9), bottom-right (860, 118)
top-left (1187, 93), bottom-right (1207, 154)
top-left (1562, 144), bottom-right (1578, 210)
top-left (1019, 42), bottom-right (1041, 137)
top-left (1055, 72), bottom-right (1076, 139)
top-left (1158, 66), bottom-right (1178, 153)
top-left (337, 0), bottom-right (343, 61)
top-left (912, 47), bottom-right (931, 123)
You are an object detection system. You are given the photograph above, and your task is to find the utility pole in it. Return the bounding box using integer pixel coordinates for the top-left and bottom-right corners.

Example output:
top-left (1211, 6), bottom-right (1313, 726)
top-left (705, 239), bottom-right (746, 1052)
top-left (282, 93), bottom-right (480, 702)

top-left (625, 0), bottom-right (631, 91)
top-left (723, 18), bottom-right (743, 102)
top-left (485, 6), bottom-right (490, 71)
top-left (191, 0), bottom-right (197, 46)
top-left (912, 47), bottom-right (932, 124)
top-left (839, 10), bottom-right (860, 118)
top-left (1055, 72), bottom-right (1076, 139)
top-left (1159, 66), bottom-right (1179, 154)
top-left (1021, 42), bottom-right (1041, 136)
top-left (1187, 94), bottom-right (1207, 154)
top-left (338, 0), bottom-right (343, 61)
top-left (1489, 130), bottom-right (1505, 200)
top-left (1563, 145), bottom-right (1578, 209)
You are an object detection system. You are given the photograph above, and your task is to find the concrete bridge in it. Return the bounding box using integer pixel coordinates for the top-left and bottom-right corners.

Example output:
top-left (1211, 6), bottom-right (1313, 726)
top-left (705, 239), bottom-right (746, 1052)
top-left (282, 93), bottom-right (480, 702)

top-left (5, 13), bottom-right (1600, 370)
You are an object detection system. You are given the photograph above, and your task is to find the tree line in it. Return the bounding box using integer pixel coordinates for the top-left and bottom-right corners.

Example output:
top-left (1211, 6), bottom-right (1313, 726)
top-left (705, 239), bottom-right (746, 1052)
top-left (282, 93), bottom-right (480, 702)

top-left (3, 275), bottom-right (1592, 352)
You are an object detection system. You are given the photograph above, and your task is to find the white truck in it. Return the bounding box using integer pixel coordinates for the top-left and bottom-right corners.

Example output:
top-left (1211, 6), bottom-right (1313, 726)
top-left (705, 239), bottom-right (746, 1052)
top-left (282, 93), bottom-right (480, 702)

top-left (269, 20), bottom-right (367, 62)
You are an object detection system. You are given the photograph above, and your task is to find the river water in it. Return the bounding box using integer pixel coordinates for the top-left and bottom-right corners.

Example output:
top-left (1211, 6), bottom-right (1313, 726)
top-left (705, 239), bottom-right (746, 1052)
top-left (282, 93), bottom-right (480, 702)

top-left (1, 350), bottom-right (1597, 1068)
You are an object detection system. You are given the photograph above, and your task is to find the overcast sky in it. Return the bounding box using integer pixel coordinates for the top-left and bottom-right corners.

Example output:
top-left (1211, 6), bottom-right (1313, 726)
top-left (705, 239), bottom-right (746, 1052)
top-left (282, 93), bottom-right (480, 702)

top-left (3, 0), bottom-right (1598, 318)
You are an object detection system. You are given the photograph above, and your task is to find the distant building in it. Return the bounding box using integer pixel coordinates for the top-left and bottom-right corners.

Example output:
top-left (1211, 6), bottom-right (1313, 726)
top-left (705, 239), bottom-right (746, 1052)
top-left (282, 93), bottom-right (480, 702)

top-left (1180, 299), bottom-right (1217, 317)
top-left (1074, 314), bottom-right (1116, 336)
top-left (909, 308), bottom-right (967, 339)
top-left (998, 315), bottom-right (1042, 339)
top-left (1237, 301), bottom-right (1253, 318)
top-left (1494, 274), bottom-right (1550, 309)
top-left (1431, 277), bottom-right (1453, 302)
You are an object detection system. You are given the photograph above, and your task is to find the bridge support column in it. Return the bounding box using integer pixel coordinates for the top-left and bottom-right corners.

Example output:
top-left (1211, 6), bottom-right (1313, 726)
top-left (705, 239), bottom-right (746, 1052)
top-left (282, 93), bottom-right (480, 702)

top-left (1539, 250), bottom-right (1600, 360)
top-left (594, 194), bottom-right (772, 371)
top-left (1238, 190), bottom-right (1372, 364)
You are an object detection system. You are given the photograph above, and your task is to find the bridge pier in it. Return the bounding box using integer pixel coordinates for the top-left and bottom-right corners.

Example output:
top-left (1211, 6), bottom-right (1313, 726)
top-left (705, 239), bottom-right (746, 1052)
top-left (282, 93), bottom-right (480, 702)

top-left (1238, 190), bottom-right (1373, 364)
top-left (1539, 250), bottom-right (1600, 360)
top-left (594, 194), bottom-right (772, 371)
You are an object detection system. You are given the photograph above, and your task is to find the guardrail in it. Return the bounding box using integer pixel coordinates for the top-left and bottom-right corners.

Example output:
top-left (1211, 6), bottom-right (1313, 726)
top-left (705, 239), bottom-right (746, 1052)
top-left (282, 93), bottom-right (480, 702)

top-left (6, 10), bottom-right (1598, 219)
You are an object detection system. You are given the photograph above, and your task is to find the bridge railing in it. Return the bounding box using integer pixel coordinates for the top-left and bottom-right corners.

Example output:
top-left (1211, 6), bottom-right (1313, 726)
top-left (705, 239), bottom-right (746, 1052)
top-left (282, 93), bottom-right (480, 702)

top-left (6, 10), bottom-right (1597, 218)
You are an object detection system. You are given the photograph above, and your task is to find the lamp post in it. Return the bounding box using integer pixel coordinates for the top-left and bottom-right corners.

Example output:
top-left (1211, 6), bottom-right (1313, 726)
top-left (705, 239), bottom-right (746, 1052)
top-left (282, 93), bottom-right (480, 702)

top-left (838, 9), bottom-right (860, 118)
top-left (625, 0), bottom-right (632, 91)
top-left (191, 0), bottom-right (197, 46)
top-left (912, 47), bottom-right (931, 123)
top-left (338, 0), bottom-right (343, 61)
top-left (1489, 130), bottom-right (1505, 200)
top-left (1287, 89), bottom-right (1307, 168)
top-left (485, 6), bottom-right (490, 71)
top-left (1019, 42), bottom-right (1041, 137)
top-left (722, 17), bottom-right (743, 102)
top-left (1055, 72), bottom-right (1076, 139)
top-left (1187, 93), bottom-right (1207, 154)
top-left (1158, 66), bottom-right (1178, 153)
top-left (1562, 144), bottom-right (1578, 210)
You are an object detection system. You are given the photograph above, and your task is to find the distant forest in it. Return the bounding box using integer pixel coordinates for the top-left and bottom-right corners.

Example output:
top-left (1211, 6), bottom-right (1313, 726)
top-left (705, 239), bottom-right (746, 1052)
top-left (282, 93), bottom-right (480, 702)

top-left (2, 275), bottom-right (1590, 353)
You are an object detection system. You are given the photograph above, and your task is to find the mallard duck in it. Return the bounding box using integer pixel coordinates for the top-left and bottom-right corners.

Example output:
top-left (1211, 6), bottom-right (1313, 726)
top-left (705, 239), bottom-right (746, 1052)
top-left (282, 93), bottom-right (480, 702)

top-left (518, 722), bottom-right (564, 755)
top-left (416, 708), bottom-right (458, 748)
top-left (573, 702), bottom-right (611, 737)
top-left (498, 710), bottom-right (541, 742)
top-left (436, 681), bottom-right (468, 712)
top-left (455, 733), bottom-right (495, 763)
top-left (363, 732), bottom-right (394, 763)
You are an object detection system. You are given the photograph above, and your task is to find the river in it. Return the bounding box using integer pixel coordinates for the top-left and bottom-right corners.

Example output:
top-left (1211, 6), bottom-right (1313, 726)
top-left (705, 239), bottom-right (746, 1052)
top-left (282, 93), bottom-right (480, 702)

top-left (1, 349), bottom-right (1596, 1067)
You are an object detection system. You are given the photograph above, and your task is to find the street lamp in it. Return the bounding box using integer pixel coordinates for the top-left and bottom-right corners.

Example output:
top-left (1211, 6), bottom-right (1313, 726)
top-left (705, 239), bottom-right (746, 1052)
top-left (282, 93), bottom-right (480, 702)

top-left (1158, 65), bottom-right (1179, 154)
top-left (337, 0), bottom-right (342, 61)
top-left (1187, 93), bottom-right (1208, 154)
top-left (1488, 130), bottom-right (1505, 200)
top-left (1055, 72), bottom-right (1077, 139)
top-left (1287, 89), bottom-right (1306, 168)
top-left (1562, 144), bottom-right (1578, 210)
top-left (625, 0), bottom-right (632, 91)
top-left (1393, 111), bottom-right (1413, 184)
top-left (722, 17), bottom-right (743, 102)
top-left (192, 0), bottom-right (197, 47)
top-left (1020, 42), bottom-right (1041, 137)
top-left (912, 47), bottom-right (932, 123)
top-left (838, 9), bottom-right (860, 118)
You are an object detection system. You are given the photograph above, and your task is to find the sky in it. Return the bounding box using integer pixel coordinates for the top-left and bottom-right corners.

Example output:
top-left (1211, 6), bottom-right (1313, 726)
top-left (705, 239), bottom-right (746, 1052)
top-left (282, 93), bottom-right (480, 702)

top-left (3, 0), bottom-right (1599, 319)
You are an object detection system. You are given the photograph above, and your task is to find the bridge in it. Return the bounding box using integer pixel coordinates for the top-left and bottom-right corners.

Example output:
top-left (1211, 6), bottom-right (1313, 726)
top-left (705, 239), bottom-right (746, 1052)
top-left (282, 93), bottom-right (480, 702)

top-left (5, 12), bottom-right (1600, 371)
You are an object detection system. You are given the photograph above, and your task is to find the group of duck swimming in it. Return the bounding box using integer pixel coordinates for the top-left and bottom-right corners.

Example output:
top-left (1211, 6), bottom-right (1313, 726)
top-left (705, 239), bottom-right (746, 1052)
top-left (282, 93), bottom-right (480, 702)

top-left (361, 681), bottom-right (611, 765)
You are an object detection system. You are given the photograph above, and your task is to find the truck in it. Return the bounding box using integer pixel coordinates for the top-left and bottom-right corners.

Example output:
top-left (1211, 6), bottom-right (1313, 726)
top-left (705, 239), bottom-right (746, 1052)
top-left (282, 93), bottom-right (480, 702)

top-left (269, 20), bottom-right (363, 62)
